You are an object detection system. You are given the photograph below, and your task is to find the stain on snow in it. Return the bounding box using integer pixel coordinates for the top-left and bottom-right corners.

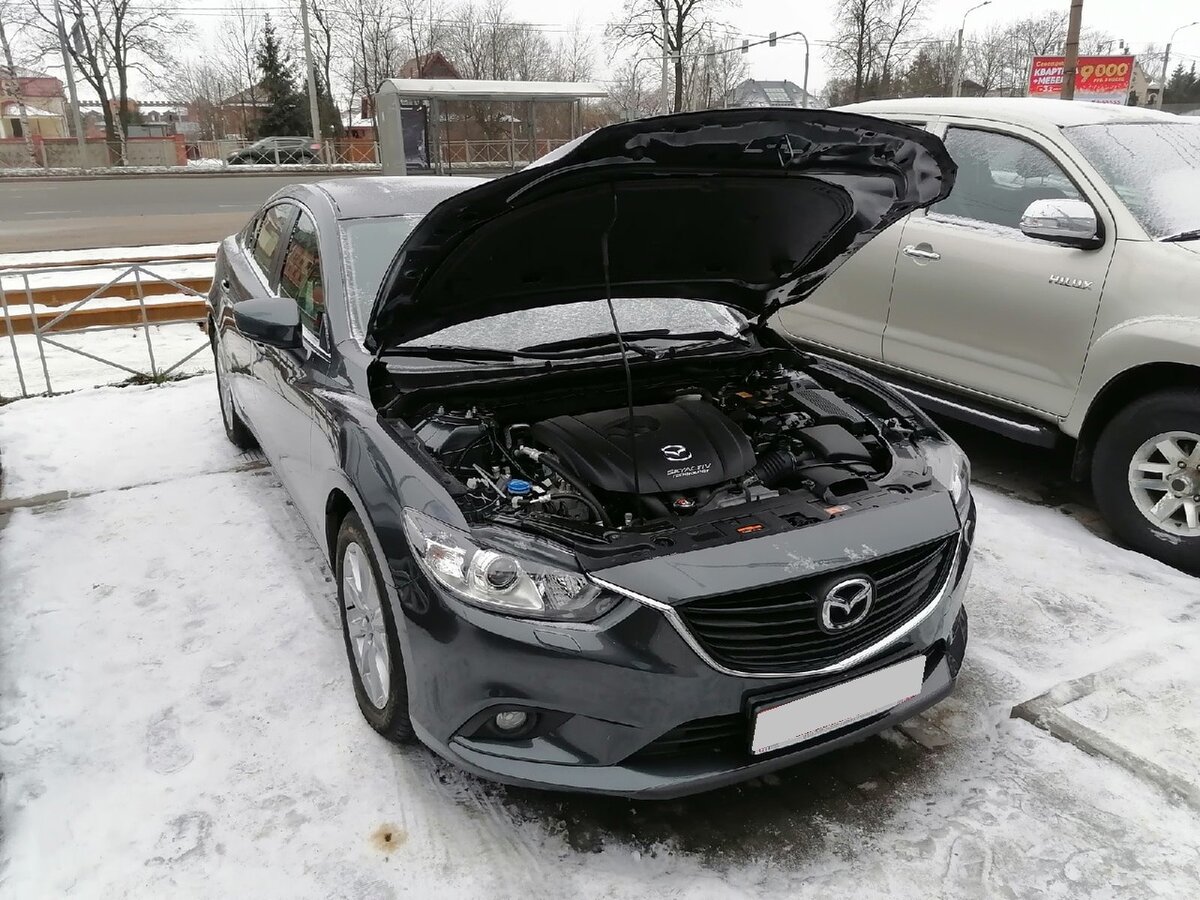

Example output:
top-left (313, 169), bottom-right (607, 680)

top-left (370, 823), bottom-right (407, 854)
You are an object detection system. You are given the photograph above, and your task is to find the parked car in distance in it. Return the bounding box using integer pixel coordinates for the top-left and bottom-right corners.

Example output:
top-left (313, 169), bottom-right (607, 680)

top-left (776, 98), bottom-right (1200, 573)
top-left (206, 109), bottom-right (976, 797)
top-left (227, 136), bottom-right (320, 165)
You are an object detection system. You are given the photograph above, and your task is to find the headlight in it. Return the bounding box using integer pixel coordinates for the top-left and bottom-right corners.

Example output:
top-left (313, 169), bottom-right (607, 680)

top-left (921, 439), bottom-right (972, 513)
top-left (402, 508), bottom-right (620, 622)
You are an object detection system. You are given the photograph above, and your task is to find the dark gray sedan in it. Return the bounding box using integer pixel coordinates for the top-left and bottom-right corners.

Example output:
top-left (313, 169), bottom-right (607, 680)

top-left (206, 109), bottom-right (975, 798)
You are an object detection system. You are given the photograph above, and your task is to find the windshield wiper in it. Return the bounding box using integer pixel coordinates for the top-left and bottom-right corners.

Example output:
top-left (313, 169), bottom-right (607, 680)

top-left (383, 344), bottom-right (518, 362)
top-left (520, 328), bottom-right (745, 356)
top-left (1160, 229), bottom-right (1200, 243)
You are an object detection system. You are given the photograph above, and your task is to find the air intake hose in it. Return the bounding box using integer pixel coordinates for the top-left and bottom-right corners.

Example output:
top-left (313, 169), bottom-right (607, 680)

top-left (752, 450), bottom-right (803, 488)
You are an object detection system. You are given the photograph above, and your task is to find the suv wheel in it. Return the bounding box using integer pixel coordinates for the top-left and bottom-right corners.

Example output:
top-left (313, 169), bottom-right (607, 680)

top-left (1092, 389), bottom-right (1200, 573)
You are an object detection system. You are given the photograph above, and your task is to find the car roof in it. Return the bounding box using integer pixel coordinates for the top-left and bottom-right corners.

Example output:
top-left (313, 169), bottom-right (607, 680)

top-left (307, 175), bottom-right (489, 221)
top-left (835, 97), bottom-right (1183, 129)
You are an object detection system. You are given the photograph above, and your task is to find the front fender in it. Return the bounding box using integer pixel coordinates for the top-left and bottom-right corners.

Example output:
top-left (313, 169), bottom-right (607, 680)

top-left (1064, 316), bottom-right (1200, 437)
top-left (312, 389), bottom-right (467, 583)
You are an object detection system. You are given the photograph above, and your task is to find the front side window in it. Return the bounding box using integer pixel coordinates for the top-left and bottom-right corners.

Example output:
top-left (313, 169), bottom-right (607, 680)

top-left (252, 204), bottom-right (291, 279)
top-left (278, 210), bottom-right (324, 335)
top-left (932, 127), bottom-right (1082, 230)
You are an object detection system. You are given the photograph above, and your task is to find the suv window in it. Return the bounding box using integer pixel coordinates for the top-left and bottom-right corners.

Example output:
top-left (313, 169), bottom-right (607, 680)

top-left (252, 204), bottom-right (291, 279)
top-left (931, 127), bottom-right (1082, 230)
top-left (278, 210), bottom-right (324, 335)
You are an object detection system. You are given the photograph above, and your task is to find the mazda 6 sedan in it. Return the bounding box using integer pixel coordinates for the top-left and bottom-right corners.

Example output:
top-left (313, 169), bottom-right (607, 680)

top-left (207, 108), bottom-right (976, 798)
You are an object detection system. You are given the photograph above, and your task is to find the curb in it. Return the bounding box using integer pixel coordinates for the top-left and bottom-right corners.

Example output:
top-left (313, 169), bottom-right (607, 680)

top-left (1012, 674), bottom-right (1200, 812)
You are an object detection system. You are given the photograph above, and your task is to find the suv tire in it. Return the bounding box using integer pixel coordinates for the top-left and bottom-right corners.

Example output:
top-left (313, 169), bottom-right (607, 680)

top-left (1092, 388), bottom-right (1200, 574)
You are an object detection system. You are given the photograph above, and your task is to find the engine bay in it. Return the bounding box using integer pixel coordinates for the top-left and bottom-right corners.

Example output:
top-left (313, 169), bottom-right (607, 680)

top-left (400, 358), bottom-right (918, 544)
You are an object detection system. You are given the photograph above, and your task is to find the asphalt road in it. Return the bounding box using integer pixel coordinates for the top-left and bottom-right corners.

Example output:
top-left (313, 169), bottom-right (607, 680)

top-left (0, 173), bottom-right (368, 253)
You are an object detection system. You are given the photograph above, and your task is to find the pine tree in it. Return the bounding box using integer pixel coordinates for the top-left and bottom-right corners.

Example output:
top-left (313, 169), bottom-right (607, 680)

top-left (256, 15), bottom-right (307, 136)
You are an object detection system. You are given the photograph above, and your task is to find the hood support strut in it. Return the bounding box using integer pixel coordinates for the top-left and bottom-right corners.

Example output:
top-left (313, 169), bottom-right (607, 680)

top-left (600, 183), bottom-right (642, 503)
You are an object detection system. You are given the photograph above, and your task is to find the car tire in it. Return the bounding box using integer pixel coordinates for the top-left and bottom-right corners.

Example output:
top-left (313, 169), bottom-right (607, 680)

top-left (211, 335), bottom-right (257, 450)
top-left (336, 512), bottom-right (415, 742)
top-left (1092, 388), bottom-right (1200, 573)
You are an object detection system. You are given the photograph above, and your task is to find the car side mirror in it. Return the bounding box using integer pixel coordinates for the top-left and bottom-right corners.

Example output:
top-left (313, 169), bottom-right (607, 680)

top-left (233, 297), bottom-right (302, 349)
top-left (1020, 198), bottom-right (1101, 248)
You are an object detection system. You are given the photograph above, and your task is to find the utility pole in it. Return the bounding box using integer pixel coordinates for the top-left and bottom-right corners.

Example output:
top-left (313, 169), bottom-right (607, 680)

top-left (52, 0), bottom-right (87, 163)
top-left (660, 4), bottom-right (670, 114)
top-left (299, 0), bottom-right (324, 154)
top-left (1060, 0), bottom-right (1085, 100)
top-left (952, 1), bottom-right (991, 97)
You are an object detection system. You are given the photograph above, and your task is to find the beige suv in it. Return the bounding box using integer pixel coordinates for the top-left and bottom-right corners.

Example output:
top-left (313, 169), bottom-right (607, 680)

top-left (775, 98), bottom-right (1200, 572)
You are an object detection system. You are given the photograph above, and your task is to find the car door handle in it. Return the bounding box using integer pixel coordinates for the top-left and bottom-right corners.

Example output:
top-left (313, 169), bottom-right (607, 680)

top-left (902, 244), bottom-right (941, 261)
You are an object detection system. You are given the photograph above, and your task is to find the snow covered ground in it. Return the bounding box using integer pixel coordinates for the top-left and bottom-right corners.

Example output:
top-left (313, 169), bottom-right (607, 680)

top-left (1, 378), bottom-right (1198, 898)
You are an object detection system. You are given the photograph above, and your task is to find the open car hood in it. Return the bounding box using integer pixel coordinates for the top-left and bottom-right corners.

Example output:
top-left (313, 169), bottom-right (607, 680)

top-left (366, 108), bottom-right (955, 351)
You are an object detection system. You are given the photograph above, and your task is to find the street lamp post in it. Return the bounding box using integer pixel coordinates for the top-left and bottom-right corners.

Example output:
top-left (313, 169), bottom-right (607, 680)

top-left (1160, 20), bottom-right (1200, 103)
top-left (951, 1), bottom-right (991, 98)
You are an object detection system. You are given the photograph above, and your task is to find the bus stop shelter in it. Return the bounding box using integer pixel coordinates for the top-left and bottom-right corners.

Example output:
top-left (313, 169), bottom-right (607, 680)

top-left (374, 78), bottom-right (609, 175)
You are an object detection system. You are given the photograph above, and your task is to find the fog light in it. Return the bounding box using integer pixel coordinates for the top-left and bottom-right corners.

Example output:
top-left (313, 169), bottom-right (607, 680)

top-left (493, 710), bottom-right (529, 732)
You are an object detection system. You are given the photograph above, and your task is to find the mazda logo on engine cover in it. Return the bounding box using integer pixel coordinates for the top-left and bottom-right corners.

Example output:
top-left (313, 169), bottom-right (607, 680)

top-left (819, 577), bottom-right (874, 633)
top-left (661, 444), bottom-right (692, 461)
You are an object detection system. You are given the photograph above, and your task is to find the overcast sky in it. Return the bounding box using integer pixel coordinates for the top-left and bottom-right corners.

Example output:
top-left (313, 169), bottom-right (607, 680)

top-left (50, 0), bottom-right (1200, 99)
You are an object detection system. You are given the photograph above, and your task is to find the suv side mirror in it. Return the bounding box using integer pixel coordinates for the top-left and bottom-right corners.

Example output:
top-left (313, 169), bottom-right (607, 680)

top-left (233, 296), bottom-right (302, 349)
top-left (1020, 198), bottom-right (1101, 248)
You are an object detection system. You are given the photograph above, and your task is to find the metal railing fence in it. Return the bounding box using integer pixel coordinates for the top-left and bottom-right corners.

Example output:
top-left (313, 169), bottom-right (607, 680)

top-left (0, 259), bottom-right (213, 399)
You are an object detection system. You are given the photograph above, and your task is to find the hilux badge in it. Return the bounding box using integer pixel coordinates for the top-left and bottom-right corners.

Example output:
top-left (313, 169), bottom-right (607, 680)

top-left (1048, 274), bottom-right (1093, 290)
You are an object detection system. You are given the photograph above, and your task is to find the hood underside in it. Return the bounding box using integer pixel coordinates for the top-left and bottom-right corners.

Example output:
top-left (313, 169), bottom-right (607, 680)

top-left (367, 108), bottom-right (955, 351)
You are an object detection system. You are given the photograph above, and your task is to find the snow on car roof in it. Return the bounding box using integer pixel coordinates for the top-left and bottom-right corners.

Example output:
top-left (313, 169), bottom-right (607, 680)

top-left (835, 97), bottom-right (1181, 129)
top-left (311, 175), bottom-right (487, 221)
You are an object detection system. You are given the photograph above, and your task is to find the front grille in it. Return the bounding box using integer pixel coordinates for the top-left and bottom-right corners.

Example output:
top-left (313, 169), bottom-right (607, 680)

top-left (676, 535), bottom-right (957, 675)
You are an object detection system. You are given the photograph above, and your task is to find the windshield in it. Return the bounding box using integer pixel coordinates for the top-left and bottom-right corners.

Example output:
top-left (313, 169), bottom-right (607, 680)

top-left (397, 297), bottom-right (745, 356)
top-left (1063, 121), bottom-right (1200, 239)
top-left (341, 215), bottom-right (422, 332)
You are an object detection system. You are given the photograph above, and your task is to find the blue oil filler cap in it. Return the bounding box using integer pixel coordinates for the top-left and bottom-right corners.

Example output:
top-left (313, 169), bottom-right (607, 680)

top-left (506, 479), bottom-right (532, 496)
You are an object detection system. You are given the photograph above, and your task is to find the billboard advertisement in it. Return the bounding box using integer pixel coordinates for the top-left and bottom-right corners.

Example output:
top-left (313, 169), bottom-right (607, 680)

top-left (1028, 55), bottom-right (1135, 104)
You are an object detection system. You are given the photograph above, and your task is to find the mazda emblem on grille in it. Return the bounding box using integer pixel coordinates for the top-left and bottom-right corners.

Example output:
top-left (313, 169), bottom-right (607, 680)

top-left (819, 577), bottom-right (874, 633)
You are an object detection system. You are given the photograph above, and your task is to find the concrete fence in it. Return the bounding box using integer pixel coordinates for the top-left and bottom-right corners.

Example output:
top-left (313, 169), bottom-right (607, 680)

top-left (0, 135), bottom-right (188, 169)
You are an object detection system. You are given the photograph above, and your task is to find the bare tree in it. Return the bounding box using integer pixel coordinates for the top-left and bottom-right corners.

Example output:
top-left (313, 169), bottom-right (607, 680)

top-left (160, 59), bottom-right (235, 140)
top-left (27, 0), bottom-right (187, 157)
top-left (336, 0), bottom-right (404, 104)
top-left (219, 4), bottom-right (263, 138)
top-left (607, 0), bottom-right (731, 113)
top-left (681, 31), bottom-right (746, 110)
top-left (827, 0), bottom-right (927, 101)
top-left (602, 52), bottom-right (659, 121)
top-left (549, 21), bottom-right (595, 82)
top-left (0, 0), bottom-right (37, 165)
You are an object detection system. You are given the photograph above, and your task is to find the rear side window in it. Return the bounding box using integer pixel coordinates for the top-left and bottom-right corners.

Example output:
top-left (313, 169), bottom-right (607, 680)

top-left (932, 127), bottom-right (1082, 230)
top-left (278, 210), bottom-right (324, 335)
top-left (252, 204), bottom-right (291, 278)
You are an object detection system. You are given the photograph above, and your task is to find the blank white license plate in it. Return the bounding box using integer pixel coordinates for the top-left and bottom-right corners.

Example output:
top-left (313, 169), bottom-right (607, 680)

top-left (750, 656), bottom-right (925, 755)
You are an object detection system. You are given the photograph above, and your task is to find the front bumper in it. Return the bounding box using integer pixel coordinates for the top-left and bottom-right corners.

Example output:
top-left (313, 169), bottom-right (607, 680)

top-left (392, 515), bottom-right (975, 799)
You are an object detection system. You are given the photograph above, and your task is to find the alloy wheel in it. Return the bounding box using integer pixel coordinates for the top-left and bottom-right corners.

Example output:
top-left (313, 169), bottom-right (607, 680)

top-left (215, 350), bottom-right (234, 430)
top-left (342, 541), bottom-right (392, 708)
top-left (1127, 430), bottom-right (1200, 537)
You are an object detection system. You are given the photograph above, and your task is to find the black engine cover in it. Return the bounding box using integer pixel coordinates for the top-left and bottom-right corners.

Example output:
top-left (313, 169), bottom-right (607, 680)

top-left (530, 400), bottom-right (756, 494)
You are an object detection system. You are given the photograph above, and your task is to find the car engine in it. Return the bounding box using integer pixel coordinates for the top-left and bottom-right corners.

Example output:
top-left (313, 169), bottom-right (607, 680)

top-left (407, 361), bottom-right (897, 534)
